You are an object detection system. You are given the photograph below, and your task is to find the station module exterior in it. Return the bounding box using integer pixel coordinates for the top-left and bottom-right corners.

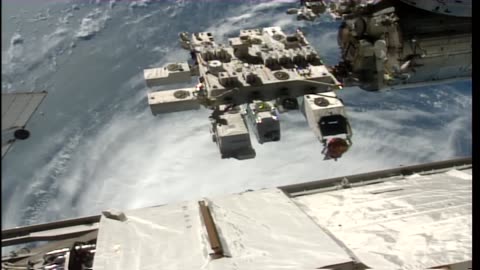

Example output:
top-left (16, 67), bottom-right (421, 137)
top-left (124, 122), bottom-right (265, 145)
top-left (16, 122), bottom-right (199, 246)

top-left (143, 0), bottom-right (471, 160)
top-left (144, 27), bottom-right (352, 160)
top-left (2, 158), bottom-right (472, 270)
top-left (244, 101), bottom-right (280, 144)
top-left (289, 0), bottom-right (471, 91)
top-left (210, 105), bottom-right (255, 160)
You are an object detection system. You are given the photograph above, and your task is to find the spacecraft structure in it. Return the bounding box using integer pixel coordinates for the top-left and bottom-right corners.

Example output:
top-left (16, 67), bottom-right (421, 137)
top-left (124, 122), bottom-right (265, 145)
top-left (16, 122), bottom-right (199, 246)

top-left (1, 158), bottom-right (472, 270)
top-left (1, 91), bottom-right (47, 159)
top-left (289, 0), bottom-right (471, 91)
top-left (0, 1), bottom-right (473, 269)
top-left (145, 27), bottom-right (352, 160)
top-left (145, 0), bottom-right (471, 160)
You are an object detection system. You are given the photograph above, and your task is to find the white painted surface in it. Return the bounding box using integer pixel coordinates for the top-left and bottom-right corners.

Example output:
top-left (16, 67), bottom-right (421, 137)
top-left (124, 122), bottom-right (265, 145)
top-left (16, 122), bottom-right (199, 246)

top-left (207, 189), bottom-right (354, 269)
top-left (294, 169), bottom-right (472, 269)
top-left (93, 189), bottom-right (354, 269)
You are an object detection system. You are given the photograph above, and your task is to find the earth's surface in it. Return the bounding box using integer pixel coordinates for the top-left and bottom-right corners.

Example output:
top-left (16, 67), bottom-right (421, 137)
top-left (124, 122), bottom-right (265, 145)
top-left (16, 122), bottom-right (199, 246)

top-left (1, 0), bottom-right (472, 228)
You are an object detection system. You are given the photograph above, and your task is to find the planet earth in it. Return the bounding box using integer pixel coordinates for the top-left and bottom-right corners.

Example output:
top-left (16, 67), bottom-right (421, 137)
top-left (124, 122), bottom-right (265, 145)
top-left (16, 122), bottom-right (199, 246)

top-left (1, 0), bottom-right (472, 229)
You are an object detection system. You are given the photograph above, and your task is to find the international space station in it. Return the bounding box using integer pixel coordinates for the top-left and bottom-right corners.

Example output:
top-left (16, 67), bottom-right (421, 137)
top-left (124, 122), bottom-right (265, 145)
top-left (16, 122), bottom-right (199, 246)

top-left (1, 1), bottom-right (472, 269)
top-left (143, 0), bottom-right (471, 160)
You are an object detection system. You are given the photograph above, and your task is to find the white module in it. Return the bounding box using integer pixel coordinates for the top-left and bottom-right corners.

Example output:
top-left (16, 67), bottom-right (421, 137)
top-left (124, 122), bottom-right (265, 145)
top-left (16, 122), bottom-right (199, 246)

top-left (143, 62), bottom-right (191, 88)
top-left (148, 88), bottom-right (200, 115)
top-left (245, 101), bottom-right (280, 144)
top-left (211, 106), bottom-right (255, 159)
top-left (300, 92), bottom-right (351, 143)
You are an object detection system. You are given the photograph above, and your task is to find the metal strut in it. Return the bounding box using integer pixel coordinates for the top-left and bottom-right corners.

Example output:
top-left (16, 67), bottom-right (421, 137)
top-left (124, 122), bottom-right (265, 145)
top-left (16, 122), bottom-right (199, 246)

top-left (198, 201), bottom-right (224, 259)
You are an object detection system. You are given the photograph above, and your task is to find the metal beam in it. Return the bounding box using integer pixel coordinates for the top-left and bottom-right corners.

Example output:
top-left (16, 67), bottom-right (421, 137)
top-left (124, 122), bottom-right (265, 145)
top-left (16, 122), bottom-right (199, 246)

top-left (280, 157), bottom-right (472, 196)
top-left (2, 215), bottom-right (101, 241)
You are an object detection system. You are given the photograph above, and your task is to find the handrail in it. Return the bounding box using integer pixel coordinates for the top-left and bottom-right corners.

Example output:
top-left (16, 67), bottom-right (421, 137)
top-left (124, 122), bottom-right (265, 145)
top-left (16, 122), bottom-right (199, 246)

top-left (280, 156), bottom-right (472, 196)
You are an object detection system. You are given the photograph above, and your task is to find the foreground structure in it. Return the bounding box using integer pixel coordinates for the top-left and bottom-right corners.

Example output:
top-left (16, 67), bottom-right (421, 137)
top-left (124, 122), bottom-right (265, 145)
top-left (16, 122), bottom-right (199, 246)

top-left (2, 157), bottom-right (472, 269)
